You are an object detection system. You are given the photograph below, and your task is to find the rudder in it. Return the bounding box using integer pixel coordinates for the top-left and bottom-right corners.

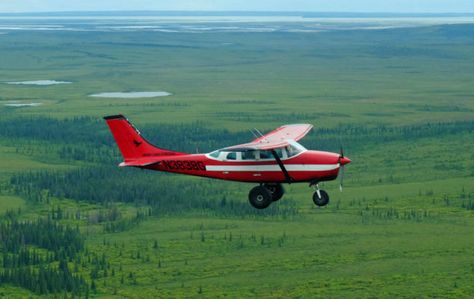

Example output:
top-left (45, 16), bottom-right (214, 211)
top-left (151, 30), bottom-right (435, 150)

top-left (104, 115), bottom-right (183, 162)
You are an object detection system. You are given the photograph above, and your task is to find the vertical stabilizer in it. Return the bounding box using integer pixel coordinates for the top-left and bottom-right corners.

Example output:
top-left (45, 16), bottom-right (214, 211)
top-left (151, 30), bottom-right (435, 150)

top-left (104, 115), bottom-right (184, 162)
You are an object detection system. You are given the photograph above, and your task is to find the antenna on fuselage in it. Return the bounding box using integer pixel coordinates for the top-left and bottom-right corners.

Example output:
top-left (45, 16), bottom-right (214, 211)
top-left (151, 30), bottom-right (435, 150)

top-left (254, 128), bottom-right (264, 137)
top-left (249, 129), bottom-right (259, 138)
top-left (250, 128), bottom-right (266, 142)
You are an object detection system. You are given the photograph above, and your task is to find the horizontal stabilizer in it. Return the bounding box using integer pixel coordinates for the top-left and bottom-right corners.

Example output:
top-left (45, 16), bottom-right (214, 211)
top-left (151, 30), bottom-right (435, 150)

top-left (118, 157), bottom-right (162, 167)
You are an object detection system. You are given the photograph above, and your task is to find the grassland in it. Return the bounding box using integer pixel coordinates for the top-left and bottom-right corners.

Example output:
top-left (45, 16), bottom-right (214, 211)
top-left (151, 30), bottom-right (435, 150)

top-left (0, 18), bottom-right (473, 298)
top-left (1, 25), bottom-right (473, 128)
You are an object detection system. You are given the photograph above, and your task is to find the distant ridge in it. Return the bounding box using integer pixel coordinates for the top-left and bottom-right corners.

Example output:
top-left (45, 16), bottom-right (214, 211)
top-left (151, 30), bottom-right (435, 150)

top-left (1, 11), bottom-right (474, 18)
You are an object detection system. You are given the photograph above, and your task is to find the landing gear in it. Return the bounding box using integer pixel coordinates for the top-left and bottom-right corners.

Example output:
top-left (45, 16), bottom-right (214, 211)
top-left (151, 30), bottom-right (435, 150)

top-left (248, 186), bottom-right (273, 209)
top-left (247, 182), bottom-right (330, 209)
top-left (263, 183), bottom-right (285, 202)
top-left (313, 190), bottom-right (329, 206)
top-left (311, 183), bottom-right (329, 207)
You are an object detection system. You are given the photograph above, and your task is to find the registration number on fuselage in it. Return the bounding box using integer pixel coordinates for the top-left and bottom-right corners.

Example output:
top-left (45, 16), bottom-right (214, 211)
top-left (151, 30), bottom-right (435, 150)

top-left (161, 160), bottom-right (206, 171)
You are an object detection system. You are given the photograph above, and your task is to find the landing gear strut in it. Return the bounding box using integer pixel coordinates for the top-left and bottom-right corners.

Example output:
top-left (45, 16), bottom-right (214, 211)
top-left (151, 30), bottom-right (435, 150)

top-left (311, 183), bottom-right (329, 207)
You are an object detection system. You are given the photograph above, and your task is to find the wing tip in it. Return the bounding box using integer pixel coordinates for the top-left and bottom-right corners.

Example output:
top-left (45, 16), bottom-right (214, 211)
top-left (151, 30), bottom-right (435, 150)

top-left (283, 123), bottom-right (313, 127)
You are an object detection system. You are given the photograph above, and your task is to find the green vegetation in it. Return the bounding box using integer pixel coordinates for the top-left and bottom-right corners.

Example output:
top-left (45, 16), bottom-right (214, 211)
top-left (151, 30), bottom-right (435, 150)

top-left (0, 20), bottom-right (473, 298)
top-left (0, 217), bottom-right (87, 296)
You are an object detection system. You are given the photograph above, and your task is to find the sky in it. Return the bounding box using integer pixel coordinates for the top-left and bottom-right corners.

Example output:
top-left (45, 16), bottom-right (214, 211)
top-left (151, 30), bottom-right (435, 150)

top-left (0, 0), bottom-right (473, 14)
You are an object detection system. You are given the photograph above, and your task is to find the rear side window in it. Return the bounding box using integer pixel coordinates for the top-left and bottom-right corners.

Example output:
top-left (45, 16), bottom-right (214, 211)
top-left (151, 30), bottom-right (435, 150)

top-left (209, 151), bottom-right (220, 158)
top-left (242, 151), bottom-right (256, 160)
top-left (226, 152), bottom-right (236, 160)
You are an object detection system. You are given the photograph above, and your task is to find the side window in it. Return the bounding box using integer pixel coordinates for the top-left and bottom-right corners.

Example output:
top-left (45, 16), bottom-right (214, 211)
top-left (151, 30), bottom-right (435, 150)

top-left (226, 152), bottom-right (236, 160)
top-left (287, 145), bottom-right (303, 157)
top-left (242, 151), bottom-right (256, 160)
top-left (209, 150), bottom-right (220, 158)
top-left (259, 150), bottom-right (272, 160)
top-left (273, 148), bottom-right (284, 158)
top-left (286, 146), bottom-right (294, 157)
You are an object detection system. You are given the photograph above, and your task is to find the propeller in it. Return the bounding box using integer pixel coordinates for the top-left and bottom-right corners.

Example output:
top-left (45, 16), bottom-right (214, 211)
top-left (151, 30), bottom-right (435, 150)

top-left (338, 146), bottom-right (345, 192)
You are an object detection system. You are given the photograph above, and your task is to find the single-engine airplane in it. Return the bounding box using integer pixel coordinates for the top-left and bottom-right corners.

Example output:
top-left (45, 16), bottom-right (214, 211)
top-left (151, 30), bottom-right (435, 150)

top-left (104, 115), bottom-right (351, 209)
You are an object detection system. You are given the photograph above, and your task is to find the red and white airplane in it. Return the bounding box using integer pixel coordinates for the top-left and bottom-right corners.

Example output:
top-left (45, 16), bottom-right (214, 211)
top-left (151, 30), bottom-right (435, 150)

top-left (104, 115), bottom-right (351, 209)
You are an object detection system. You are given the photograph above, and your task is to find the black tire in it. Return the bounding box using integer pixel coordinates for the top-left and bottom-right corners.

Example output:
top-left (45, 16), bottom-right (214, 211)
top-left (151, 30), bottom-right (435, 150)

top-left (264, 183), bottom-right (285, 202)
top-left (313, 190), bottom-right (330, 207)
top-left (249, 186), bottom-right (273, 209)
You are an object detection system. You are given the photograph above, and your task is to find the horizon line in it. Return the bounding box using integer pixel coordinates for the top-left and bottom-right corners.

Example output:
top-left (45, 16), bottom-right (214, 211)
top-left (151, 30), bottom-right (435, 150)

top-left (1, 10), bottom-right (474, 15)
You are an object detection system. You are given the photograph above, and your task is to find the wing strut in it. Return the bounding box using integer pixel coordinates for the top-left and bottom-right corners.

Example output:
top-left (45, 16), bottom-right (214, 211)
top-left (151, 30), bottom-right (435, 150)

top-left (271, 150), bottom-right (293, 184)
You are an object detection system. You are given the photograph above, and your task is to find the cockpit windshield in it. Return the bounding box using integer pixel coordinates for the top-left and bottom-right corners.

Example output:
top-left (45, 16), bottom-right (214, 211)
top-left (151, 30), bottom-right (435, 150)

top-left (286, 141), bottom-right (306, 157)
top-left (286, 145), bottom-right (301, 157)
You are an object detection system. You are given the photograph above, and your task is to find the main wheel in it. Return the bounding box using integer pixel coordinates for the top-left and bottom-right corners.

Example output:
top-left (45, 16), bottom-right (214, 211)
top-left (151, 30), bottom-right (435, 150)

top-left (313, 190), bottom-right (329, 207)
top-left (249, 186), bottom-right (273, 209)
top-left (264, 183), bottom-right (285, 202)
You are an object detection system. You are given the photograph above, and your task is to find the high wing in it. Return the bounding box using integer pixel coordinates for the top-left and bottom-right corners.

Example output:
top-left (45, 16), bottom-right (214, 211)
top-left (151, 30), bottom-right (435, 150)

top-left (222, 124), bottom-right (313, 151)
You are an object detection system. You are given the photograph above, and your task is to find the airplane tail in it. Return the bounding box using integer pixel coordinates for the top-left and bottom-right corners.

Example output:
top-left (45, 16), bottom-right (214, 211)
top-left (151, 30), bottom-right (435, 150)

top-left (104, 115), bottom-right (184, 164)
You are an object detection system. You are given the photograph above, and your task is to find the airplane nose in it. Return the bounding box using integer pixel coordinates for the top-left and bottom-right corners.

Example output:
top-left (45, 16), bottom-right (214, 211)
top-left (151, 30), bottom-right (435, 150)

top-left (340, 156), bottom-right (351, 165)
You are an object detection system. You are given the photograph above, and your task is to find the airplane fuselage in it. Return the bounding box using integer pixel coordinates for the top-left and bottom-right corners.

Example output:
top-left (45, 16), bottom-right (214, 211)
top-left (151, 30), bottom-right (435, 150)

top-left (144, 150), bottom-right (347, 184)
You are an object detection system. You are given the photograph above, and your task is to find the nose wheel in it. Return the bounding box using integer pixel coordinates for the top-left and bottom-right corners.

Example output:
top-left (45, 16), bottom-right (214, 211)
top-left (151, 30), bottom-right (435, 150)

top-left (313, 190), bottom-right (329, 206)
top-left (311, 183), bottom-right (329, 207)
